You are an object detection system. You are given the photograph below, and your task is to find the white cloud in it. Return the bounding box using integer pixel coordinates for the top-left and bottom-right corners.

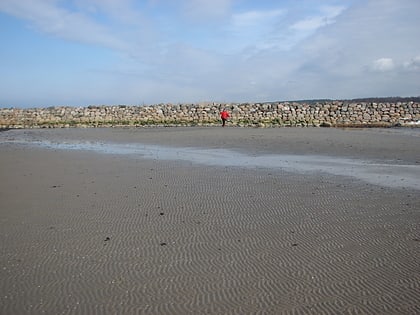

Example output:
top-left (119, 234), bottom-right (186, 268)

top-left (403, 55), bottom-right (420, 72)
top-left (372, 58), bottom-right (395, 72)
top-left (291, 16), bottom-right (327, 31)
top-left (231, 9), bottom-right (285, 28)
top-left (291, 5), bottom-right (345, 32)
top-left (222, 9), bottom-right (286, 53)
top-left (0, 0), bottom-right (128, 50)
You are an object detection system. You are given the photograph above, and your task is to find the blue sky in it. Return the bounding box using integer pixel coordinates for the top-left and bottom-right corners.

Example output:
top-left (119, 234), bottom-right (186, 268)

top-left (0, 0), bottom-right (419, 108)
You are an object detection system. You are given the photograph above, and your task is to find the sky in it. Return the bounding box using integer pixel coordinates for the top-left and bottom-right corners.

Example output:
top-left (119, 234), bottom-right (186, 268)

top-left (0, 0), bottom-right (419, 108)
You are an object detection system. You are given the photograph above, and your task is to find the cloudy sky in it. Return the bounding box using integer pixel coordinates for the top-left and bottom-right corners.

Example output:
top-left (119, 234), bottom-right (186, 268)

top-left (0, 0), bottom-right (419, 107)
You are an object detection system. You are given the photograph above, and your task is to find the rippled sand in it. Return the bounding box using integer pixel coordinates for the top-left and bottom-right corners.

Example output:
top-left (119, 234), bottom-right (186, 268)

top-left (1, 127), bottom-right (419, 314)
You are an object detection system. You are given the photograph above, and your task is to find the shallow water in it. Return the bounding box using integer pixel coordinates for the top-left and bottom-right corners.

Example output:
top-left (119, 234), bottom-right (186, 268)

top-left (4, 136), bottom-right (420, 190)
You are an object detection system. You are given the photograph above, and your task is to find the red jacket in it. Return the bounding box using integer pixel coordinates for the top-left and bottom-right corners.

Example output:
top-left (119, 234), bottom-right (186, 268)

top-left (220, 111), bottom-right (230, 119)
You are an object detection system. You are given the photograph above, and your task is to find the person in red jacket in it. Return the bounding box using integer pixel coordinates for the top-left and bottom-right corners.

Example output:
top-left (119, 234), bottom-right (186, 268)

top-left (220, 109), bottom-right (230, 127)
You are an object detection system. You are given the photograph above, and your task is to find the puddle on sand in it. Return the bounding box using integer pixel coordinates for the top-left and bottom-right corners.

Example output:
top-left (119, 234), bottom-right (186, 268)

top-left (6, 138), bottom-right (420, 190)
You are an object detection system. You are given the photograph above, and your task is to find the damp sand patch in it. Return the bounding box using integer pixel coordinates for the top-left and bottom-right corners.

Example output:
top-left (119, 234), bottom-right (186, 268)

top-left (5, 137), bottom-right (420, 190)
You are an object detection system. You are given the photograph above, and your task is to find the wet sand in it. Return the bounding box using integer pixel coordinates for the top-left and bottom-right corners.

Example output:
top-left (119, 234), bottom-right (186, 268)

top-left (1, 127), bottom-right (420, 314)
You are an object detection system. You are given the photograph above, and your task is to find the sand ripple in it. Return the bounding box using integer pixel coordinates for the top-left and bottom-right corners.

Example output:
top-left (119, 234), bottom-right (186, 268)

top-left (1, 138), bottom-right (420, 314)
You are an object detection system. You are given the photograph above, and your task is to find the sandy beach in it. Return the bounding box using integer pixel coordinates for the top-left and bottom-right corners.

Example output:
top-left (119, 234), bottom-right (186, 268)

top-left (1, 127), bottom-right (419, 314)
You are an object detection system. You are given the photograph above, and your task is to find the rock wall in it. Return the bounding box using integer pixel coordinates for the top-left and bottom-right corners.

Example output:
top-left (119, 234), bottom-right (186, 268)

top-left (0, 101), bottom-right (419, 128)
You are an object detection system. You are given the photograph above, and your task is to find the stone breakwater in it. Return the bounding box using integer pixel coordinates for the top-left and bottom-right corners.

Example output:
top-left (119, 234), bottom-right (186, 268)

top-left (0, 101), bottom-right (419, 128)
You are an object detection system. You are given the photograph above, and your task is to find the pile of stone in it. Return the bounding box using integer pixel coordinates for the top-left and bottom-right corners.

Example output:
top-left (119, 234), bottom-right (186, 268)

top-left (0, 101), bottom-right (418, 128)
